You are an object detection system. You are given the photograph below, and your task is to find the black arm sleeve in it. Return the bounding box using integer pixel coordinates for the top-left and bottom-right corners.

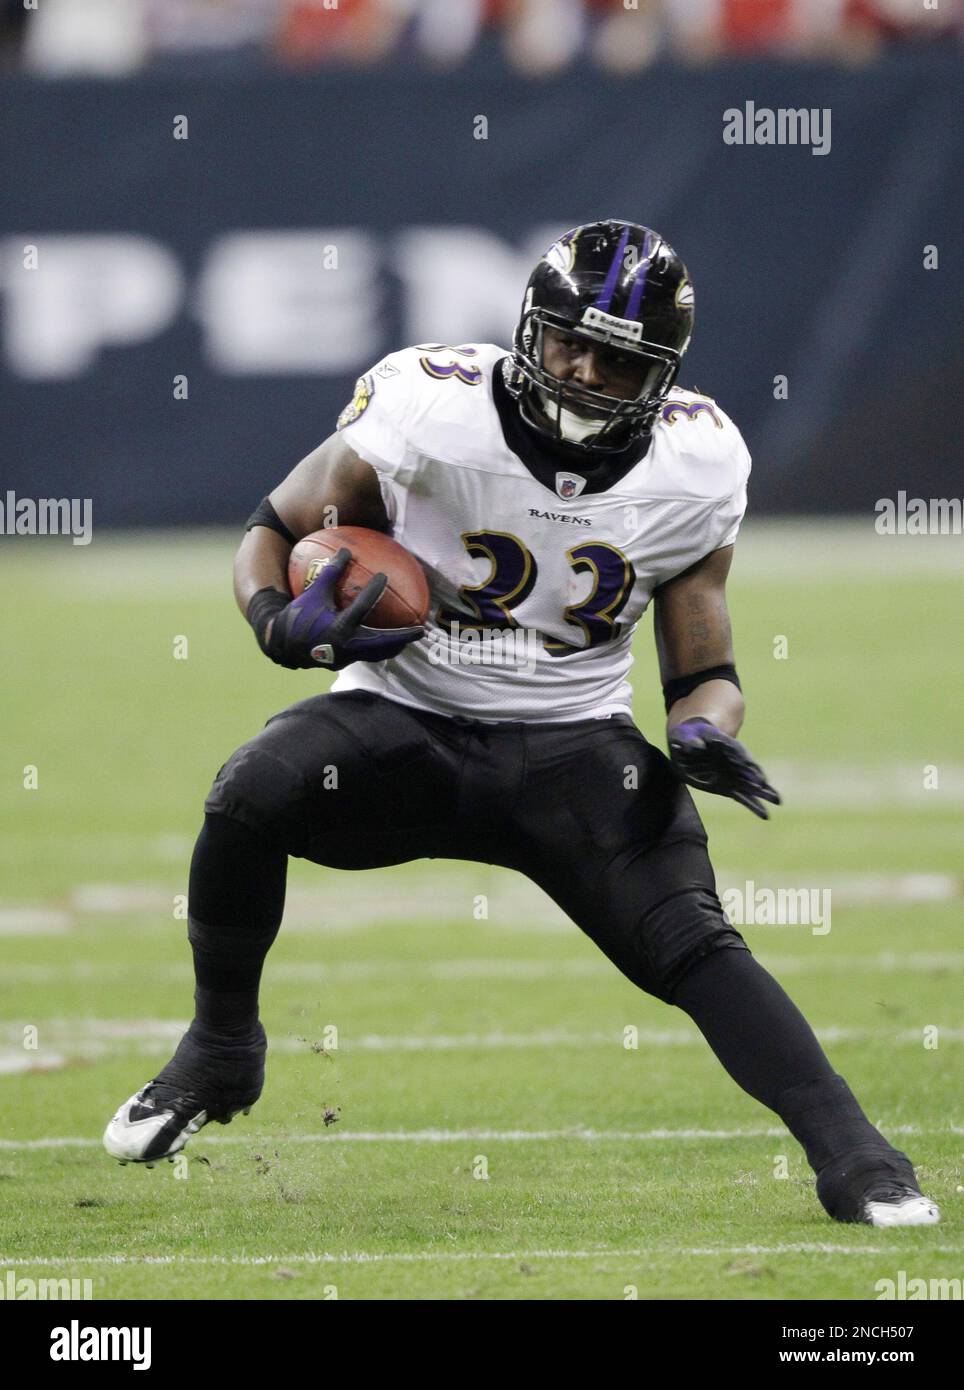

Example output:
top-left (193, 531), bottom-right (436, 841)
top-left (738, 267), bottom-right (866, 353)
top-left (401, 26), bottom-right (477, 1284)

top-left (245, 497), bottom-right (297, 547)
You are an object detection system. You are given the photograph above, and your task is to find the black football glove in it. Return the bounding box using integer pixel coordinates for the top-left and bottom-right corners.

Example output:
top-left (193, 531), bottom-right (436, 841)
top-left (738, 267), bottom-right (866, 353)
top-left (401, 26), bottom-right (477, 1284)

top-left (668, 717), bottom-right (781, 820)
top-left (248, 548), bottom-right (424, 671)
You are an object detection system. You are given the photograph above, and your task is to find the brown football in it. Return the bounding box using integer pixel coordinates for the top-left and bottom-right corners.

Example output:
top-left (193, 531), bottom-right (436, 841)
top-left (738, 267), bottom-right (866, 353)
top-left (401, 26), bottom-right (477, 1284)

top-left (288, 526), bottom-right (430, 628)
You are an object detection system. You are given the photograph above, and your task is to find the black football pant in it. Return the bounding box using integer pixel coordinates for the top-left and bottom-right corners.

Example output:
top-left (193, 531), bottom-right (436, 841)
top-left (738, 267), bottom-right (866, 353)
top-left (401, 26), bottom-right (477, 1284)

top-left (202, 689), bottom-right (747, 998)
top-left (188, 690), bottom-right (918, 1219)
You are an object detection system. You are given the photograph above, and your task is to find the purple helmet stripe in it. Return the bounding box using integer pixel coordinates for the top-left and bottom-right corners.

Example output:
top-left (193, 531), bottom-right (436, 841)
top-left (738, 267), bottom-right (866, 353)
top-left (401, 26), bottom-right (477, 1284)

top-left (593, 225), bottom-right (630, 311)
top-left (625, 231), bottom-right (654, 321)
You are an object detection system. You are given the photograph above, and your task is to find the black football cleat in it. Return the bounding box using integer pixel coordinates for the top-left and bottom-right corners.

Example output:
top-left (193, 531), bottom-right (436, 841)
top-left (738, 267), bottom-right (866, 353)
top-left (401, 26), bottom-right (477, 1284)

top-left (816, 1143), bottom-right (940, 1227)
top-left (103, 1020), bottom-right (266, 1164)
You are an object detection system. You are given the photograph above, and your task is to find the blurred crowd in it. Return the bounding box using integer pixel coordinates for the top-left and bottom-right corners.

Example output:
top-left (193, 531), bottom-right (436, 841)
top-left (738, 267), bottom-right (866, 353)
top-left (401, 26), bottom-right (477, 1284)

top-left (2, 0), bottom-right (959, 77)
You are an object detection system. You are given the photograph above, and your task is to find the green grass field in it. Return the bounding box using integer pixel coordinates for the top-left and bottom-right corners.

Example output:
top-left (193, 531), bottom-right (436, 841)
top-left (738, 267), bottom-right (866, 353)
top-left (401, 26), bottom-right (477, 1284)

top-left (0, 522), bottom-right (961, 1300)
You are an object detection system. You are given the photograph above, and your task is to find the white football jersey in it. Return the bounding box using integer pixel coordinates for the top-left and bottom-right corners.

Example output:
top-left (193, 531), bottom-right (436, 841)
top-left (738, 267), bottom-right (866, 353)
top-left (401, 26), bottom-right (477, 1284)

top-left (332, 343), bottom-right (750, 722)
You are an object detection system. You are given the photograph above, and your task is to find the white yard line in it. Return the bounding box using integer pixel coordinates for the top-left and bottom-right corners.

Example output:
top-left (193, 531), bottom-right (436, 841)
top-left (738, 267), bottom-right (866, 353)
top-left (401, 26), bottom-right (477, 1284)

top-left (0, 908), bottom-right (72, 935)
top-left (1, 868), bottom-right (961, 939)
top-left (1, 1123), bottom-right (958, 1150)
top-left (1, 868), bottom-right (962, 937)
top-left (5, 1016), bottom-right (964, 1078)
top-left (0, 1053), bottom-right (67, 1076)
top-left (2, 1020), bottom-right (963, 1075)
top-left (1, 1245), bottom-right (962, 1267)
top-left (2, 952), bottom-right (962, 984)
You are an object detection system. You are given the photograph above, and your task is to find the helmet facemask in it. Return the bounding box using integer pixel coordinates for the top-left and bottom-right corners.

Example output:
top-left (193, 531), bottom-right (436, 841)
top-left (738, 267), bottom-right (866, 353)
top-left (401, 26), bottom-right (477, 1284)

top-left (512, 307), bottom-right (681, 456)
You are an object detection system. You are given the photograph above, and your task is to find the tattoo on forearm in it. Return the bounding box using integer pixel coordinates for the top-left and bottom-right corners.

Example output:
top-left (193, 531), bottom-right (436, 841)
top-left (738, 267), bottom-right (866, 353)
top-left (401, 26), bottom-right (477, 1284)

top-left (684, 591), bottom-right (729, 668)
top-left (683, 592), bottom-right (709, 664)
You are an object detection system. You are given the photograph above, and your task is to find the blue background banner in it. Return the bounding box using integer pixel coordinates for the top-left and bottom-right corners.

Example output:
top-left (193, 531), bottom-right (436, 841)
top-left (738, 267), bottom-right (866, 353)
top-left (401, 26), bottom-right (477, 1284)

top-left (2, 52), bottom-right (960, 524)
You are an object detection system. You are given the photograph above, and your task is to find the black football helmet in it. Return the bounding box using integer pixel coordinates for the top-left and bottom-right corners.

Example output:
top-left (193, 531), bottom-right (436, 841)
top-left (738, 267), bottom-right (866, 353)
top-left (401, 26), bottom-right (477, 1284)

top-left (507, 219), bottom-right (694, 456)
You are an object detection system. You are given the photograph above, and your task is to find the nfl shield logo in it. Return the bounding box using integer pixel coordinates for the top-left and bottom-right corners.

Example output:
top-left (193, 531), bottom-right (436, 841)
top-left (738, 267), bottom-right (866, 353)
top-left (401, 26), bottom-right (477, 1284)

top-left (304, 556), bottom-right (332, 589)
top-left (555, 472), bottom-right (586, 500)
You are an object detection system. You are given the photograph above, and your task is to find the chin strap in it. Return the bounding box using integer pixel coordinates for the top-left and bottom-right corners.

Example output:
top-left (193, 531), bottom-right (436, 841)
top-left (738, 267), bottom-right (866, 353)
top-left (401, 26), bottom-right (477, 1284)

top-left (559, 410), bottom-right (607, 444)
top-left (536, 387), bottom-right (608, 444)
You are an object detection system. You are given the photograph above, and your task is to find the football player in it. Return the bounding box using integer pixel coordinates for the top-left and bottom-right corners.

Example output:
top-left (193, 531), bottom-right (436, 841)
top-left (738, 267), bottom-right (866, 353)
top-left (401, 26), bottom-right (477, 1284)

top-left (105, 221), bottom-right (938, 1228)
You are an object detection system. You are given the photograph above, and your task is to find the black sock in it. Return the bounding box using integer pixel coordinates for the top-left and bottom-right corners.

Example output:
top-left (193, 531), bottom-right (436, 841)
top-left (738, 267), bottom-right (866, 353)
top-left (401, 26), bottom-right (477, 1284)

top-left (186, 812), bottom-right (288, 1036)
top-left (670, 947), bottom-right (900, 1174)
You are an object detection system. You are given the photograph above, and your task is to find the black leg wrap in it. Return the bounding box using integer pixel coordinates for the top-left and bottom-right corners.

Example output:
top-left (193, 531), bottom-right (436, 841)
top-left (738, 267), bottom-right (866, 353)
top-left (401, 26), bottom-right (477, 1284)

top-left (187, 811), bottom-right (288, 1034)
top-left (776, 1075), bottom-right (918, 1221)
top-left (187, 916), bottom-right (276, 992)
top-left (153, 1018), bottom-right (267, 1114)
top-left (777, 1074), bottom-right (888, 1172)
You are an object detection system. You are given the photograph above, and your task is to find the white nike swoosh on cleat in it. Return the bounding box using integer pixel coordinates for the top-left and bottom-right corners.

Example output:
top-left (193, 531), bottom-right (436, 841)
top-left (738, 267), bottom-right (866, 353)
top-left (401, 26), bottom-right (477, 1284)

top-left (864, 1195), bottom-right (941, 1228)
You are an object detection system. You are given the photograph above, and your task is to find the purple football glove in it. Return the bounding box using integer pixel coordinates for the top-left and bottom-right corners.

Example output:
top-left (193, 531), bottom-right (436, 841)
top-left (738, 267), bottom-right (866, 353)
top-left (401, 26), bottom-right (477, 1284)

top-left (257, 548), bottom-right (424, 671)
top-left (668, 717), bottom-right (781, 820)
